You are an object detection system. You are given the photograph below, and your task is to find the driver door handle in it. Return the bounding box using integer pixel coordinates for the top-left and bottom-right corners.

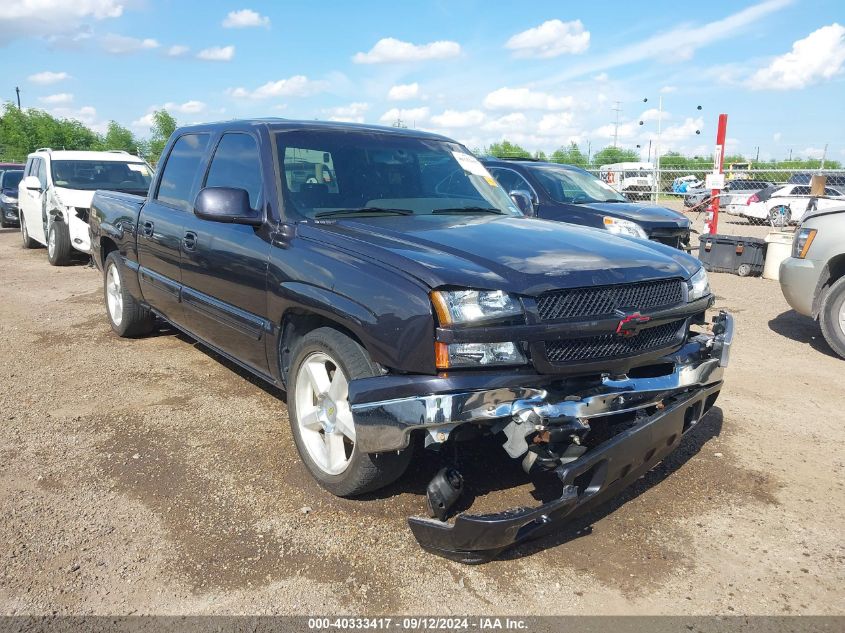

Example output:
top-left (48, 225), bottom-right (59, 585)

top-left (183, 231), bottom-right (197, 251)
top-left (141, 221), bottom-right (154, 237)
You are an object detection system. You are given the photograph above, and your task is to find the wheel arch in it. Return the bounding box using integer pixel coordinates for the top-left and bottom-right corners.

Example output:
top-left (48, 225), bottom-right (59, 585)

top-left (813, 253), bottom-right (845, 318)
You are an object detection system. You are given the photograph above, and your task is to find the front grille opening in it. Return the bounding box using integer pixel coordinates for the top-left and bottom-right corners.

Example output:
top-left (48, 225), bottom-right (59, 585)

top-left (545, 320), bottom-right (685, 364)
top-left (536, 278), bottom-right (684, 321)
top-left (683, 401), bottom-right (704, 433)
top-left (628, 362), bottom-right (676, 379)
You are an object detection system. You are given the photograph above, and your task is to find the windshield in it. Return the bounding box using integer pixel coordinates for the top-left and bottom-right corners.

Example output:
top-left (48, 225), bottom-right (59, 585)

top-left (275, 130), bottom-right (521, 219)
top-left (50, 160), bottom-right (153, 193)
top-left (1, 170), bottom-right (23, 190)
top-left (533, 165), bottom-right (628, 204)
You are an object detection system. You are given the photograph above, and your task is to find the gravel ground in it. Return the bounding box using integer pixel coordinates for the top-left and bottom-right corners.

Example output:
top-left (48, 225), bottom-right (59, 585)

top-left (0, 211), bottom-right (842, 616)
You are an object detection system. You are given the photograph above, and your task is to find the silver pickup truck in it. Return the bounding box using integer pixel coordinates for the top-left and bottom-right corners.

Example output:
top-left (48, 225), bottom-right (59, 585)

top-left (780, 205), bottom-right (845, 358)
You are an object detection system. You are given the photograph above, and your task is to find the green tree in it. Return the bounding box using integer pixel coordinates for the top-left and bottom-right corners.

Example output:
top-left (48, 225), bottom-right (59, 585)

top-left (551, 142), bottom-right (588, 167)
top-left (0, 103), bottom-right (103, 161)
top-left (148, 109), bottom-right (177, 164)
top-left (486, 139), bottom-right (531, 159)
top-left (533, 150), bottom-right (547, 161)
top-left (103, 121), bottom-right (140, 154)
top-left (592, 145), bottom-right (640, 166)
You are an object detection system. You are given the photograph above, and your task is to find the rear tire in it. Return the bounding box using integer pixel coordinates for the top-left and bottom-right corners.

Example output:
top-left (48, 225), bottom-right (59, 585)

top-left (47, 221), bottom-right (72, 266)
top-left (769, 205), bottom-right (791, 228)
top-left (287, 327), bottom-right (412, 497)
top-left (104, 252), bottom-right (155, 337)
top-left (20, 218), bottom-right (38, 249)
top-left (736, 263), bottom-right (752, 277)
top-left (819, 276), bottom-right (845, 360)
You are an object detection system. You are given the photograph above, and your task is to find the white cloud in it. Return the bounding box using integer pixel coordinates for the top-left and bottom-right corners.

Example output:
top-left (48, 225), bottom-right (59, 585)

top-left (163, 100), bottom-right (206, 114)
top-left (28, 71), bottom-right (70, 85)
top-left (505, 19), bottom-right (590, 58)
top-left (197, 45), bottom-right (235, 62)
top-left (222, 9), bottom-right (270, 28)
top-left (773, 132), bottom-right (782, 142)
top-left (167, 45), bottom-right (190, 57)
top-left (537, 112), bottom-right (574, 134)
top-left (130, 112), bottom-right (155, 131)
top-left (38, 93), bottom-right (74, 105)
top-left (379, 107), bottom-right (430, 125)
top-left (639, 108), bottom-right (668, 123)
top-left (229, 75), bottom-right (328, 99)
top-left (353, 38), bottom-right (461, 64)
top-left (100, 34), bottom-right (159, 54)
top-left (388, 82), bottom-right (420, 101)
top-left (50, 105), bottom-right (107, 134)
top-left (430, 109), bottom-right (485, 128)
top-left (748, 23), bottom-right (845, 90)
top-left (483, 87), bottom-right (574, 111)
top-left (324, 102), bottom-right (369, 123)
top-left (543, 0), bottom-right (792, 83)
top-left (801, 146), bottom-right (826, 159)
top-left (594, 73), bottom-right (609, 82)
top-left (482, 113), bottom-right (528, 132)
top-left (0, 0), bottom-right (123, 39)
top-left (660, 117), bottom-right (704, 142)
top-left (660, 85), bottom-right (677, 93)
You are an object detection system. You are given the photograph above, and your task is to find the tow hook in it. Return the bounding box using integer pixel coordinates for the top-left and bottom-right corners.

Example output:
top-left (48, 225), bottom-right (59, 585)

top-left (425, 467), bottom-right (464, 521)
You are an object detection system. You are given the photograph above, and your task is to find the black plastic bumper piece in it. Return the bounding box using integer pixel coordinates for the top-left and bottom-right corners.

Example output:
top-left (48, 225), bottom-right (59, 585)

top-left (408, 382), bottom-right (722, 563)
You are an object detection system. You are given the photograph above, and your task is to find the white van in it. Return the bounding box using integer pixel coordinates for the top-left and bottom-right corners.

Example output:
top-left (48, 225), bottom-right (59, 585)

top-left (18, 149), bottom-right (153, 265)
top-left (599, 162), bottom-right (655, 201)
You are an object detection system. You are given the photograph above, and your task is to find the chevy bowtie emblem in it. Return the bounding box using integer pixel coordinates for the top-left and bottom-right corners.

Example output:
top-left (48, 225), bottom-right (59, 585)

top-left (616, 312), bottom-right (651, 337)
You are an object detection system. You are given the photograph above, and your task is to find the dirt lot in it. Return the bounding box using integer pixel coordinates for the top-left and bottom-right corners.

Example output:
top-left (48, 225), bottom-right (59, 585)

top-left (0, 211), bottom-right (843, 616)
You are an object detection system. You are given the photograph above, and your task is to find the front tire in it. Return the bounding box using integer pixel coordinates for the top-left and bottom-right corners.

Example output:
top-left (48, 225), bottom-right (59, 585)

top-left (104, 252), bottom-right (155, 337)
top-left (21, 218), bottom-right (38, 249)
top-left (47, 221), bottom-right (72, 265)
top-left (819, 276), bottom-right (845, 359)
top-left (287, 327), bottom-right (411, 497)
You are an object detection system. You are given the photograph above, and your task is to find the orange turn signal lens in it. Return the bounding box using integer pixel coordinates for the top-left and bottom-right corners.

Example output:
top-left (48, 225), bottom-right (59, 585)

top-left (430, 291), bottom-right (452, 325)
top-left (799, 229), bottom-right (817, 259)
top-left (434, 342), bottom-right (450, 369)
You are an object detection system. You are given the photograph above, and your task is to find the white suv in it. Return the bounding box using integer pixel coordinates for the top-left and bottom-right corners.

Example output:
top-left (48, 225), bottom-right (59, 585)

top-left (19, 149), bottom-right (153, 265)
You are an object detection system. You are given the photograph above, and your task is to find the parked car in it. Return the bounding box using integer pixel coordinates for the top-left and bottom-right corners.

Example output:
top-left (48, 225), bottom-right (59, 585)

top-left (483, 158), bottom-right (691, 249)
top-left (718, 179), bottom-right (775, 214)
top-left (0, 168), bottom-right (23, 228)
top-left (18, 149), bottom-right (153, 265)
top-left (788, 172), bottom-right (845, 188)
top-left (598, 161), bottom-right (654, 200)
top-left (742, 183), bottom-right (844, 226)
top-left (779, 205), bottom-right (845, 358)
top-left (672, 175), bottom-right (703, 194)
top-left (89, 120), bottom-right (733, 563)
top-left (683, 187), bottom-right (710, 209)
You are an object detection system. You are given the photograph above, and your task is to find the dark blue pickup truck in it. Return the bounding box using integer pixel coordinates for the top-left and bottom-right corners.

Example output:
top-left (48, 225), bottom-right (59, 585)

top-left (89, 119), bottom-right (733, 563)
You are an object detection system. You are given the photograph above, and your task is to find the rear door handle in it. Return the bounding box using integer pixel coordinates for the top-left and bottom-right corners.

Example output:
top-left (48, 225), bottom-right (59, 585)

top-left (182, 231), bottom-right (197, 251)
top-left (141, 221), bottom-right (154, 237)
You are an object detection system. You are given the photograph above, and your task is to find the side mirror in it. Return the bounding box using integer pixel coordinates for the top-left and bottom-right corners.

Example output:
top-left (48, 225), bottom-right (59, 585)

top-left (23, 176), bottom-right (42, 192)
top-left (509, 190), bottom-right (535, 216)
top-left (194, 187), bottom-right (262, 226)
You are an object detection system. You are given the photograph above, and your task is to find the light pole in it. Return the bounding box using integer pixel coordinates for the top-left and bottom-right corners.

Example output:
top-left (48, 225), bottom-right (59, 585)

top-left (639, 98), bottom-right (702, 202)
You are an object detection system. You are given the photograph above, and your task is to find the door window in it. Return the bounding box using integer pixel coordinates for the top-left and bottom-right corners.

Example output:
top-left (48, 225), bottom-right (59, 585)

top-left (489, 168), bottom-right (532, 196)
top-left (35, 159), bottom-right (47, 189)
top-left (205, 133), bottom-right (263, 209)
top-left (155, 134), bottom-right (210, 211)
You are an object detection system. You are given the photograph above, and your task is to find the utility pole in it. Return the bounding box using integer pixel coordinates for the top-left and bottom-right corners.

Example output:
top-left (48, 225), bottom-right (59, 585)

top-left (15, 86), bottom-right (21, 109)
top-left (755, 146), bottom-right (759, 162)
top-left (787, 148), bottom-right (792, 161)
top-left (611, 101), bottom-right (622, 148)
top-left (820, 143), bottom-right (828, 169)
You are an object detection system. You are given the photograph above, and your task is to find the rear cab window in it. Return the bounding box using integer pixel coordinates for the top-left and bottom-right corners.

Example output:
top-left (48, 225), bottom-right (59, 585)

top-left (155, 134), bottom-right (210, 211)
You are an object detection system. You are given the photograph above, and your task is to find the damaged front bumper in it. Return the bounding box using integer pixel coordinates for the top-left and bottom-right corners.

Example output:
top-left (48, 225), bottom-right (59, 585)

top-left (348, 313), bottom-right (734, 562)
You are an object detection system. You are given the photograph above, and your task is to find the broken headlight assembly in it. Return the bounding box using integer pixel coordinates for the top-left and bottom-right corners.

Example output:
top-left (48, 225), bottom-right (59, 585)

top-left (431, 289), bottom-right (527, 369)
top-left (687, 267), bottom-right (710, 301)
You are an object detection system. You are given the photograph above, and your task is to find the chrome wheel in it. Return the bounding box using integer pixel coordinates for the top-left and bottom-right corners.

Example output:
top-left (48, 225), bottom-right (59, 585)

top-left (294, 351), bottom-right (355, 475)
top-left (106, 263), bottom-right (123, 327)
top-left (839, 303), bottom-right (845, 338)
top-left (47, 225), bottom-right (56, 258)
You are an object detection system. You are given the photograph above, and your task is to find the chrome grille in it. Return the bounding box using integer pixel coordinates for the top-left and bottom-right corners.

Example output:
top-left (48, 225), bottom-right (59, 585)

top-left (536, 279), bottom-right (684, 321)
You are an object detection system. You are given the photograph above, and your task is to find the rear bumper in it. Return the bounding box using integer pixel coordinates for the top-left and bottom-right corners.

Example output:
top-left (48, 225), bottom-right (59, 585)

top-left (350, 313), bottom-right (734, 562)
top-left (409, 382), bottom-right (722, 563)
top-left (1, 202), bottom-right (19, 223)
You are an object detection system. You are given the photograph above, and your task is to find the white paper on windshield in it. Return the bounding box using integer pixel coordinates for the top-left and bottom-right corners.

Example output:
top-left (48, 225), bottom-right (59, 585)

top-left (452, 151), bottom-right (495, 182)
top-left (127, 164), bottom-right (151, 175)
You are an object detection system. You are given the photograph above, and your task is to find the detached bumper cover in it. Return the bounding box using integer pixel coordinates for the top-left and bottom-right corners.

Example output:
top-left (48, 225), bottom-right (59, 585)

top-left (350, 313), bottom-right (734, 562)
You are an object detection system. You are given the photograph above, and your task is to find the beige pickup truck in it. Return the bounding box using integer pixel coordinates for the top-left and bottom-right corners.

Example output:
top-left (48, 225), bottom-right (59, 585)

top-left (780, 205), bottom-right (845, 358)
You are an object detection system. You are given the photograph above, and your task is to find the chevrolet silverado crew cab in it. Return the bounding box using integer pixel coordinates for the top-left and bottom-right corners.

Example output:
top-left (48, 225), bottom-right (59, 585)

top-left (89, 120), bottom-right (733, 562)
top-left (19, 149), bottom-right (153, 264)
top-left (482, 158), bottom-right (691, 250)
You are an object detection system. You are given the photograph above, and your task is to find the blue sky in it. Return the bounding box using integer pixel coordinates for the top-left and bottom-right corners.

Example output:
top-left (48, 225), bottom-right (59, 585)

top-left (2, 0), bottom-right (844, 162)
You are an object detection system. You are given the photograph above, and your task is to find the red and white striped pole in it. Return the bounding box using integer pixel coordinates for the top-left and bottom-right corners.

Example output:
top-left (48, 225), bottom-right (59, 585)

top-left (707, 113), bottom-right (728, 235)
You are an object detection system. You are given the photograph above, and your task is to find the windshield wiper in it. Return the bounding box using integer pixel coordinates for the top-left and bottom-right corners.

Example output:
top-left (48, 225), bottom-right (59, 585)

top-left (432, 206), bottom-right (505, 215)
top-left (314, 207), bottom-right (414, 218)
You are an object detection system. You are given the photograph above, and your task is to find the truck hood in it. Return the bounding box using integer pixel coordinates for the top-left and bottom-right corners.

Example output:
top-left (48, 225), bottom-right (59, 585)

top-left (581, 202), bottom-right (690, 228)
top-left (299, 215), bottom-right (701, 296)
top-left (53, 187), bottom-right (96, 209)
